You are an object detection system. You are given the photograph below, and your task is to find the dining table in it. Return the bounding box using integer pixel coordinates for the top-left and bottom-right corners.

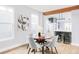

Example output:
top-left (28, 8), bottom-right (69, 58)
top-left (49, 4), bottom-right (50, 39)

top-left (34, 36), bottom-right (47, 54)
top-left (34, 34), bottom-right (54, 54)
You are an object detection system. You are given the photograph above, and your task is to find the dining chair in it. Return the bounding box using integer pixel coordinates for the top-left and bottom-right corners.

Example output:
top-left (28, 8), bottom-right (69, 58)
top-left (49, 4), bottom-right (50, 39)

top-left (27, 34), bottom-right (42, 54)
top-left (32, 33), bottom-right (43, 49)
top-left (27, 35), bottom-right (37, 54)
top-left (53, 35), bottom-right (59, 54)
top-left (45, 35), bottom-right (59, 54)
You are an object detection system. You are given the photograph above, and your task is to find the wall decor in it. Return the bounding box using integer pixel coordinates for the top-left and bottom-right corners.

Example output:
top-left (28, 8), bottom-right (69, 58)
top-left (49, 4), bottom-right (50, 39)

top-left (17, 15), bottom-right (29, 31)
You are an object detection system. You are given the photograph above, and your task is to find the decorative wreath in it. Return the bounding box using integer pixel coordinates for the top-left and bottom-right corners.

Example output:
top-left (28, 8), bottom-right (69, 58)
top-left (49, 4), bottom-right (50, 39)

top-left (17, 15), bottom-right (29, 31)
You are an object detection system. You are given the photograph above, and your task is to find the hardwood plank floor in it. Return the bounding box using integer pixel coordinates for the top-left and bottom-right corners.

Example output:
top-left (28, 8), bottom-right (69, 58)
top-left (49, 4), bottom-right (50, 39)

top-left (2, 43), bottom-right (79, 54)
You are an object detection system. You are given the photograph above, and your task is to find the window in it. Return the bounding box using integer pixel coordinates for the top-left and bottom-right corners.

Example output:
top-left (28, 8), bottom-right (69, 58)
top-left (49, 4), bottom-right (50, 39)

top-left (31, 14), bottom-right (39, 25)
top-left (31, 14), bottom-right (39, 34)
top-left (0, 6), bottom-right (14, 41)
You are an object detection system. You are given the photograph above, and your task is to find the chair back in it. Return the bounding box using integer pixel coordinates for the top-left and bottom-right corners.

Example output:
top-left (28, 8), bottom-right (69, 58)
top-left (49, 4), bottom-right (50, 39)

top-left (29, 35), bottom-right (37, 49)
top-left (48, 35), bottom-right (58, 47)
top-left (53, 35), bottom-right (59, 47)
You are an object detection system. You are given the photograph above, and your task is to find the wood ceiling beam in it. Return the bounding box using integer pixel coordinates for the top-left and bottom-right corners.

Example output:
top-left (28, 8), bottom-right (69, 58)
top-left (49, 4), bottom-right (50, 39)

top-left (43, 5), bottom-right (79, 15)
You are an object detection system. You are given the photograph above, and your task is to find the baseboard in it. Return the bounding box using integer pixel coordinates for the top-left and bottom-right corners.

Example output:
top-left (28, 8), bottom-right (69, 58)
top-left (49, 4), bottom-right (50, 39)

top-left (0, 42), bottom-right (27, 53)
top-left (71, 43), bottom-right (79, 46)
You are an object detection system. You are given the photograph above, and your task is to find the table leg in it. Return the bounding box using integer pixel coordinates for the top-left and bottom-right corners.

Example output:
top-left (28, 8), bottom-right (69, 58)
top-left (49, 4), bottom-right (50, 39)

top-left (42, 46), bottom-right (44, 54)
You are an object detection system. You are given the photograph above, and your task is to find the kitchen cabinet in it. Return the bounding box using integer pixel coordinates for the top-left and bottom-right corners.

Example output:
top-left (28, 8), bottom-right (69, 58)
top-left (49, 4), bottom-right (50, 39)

top-left (55, 31), bottom-right (71, 44)
top-left (47, 12), bottom-right (72, 32)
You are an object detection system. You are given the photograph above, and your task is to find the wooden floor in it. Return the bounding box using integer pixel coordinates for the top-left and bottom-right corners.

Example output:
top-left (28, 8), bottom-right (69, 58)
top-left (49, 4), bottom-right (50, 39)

top-left (2, 43), bottom-right (79, 54)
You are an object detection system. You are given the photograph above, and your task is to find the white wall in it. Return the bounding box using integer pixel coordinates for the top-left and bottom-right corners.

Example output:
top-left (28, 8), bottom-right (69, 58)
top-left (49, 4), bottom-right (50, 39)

top-left (0, 5), bottom-right (42, 52)
top-left (72, 10), bottom-right (79, 46)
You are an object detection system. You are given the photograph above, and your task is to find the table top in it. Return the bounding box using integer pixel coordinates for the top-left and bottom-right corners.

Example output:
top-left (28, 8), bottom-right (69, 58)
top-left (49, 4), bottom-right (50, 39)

top-left (34, 36), bottom-right (46, 44)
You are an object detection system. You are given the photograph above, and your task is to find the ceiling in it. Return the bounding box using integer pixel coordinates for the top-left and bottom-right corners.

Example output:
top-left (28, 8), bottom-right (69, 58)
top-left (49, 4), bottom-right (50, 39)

top-left (28, 5), bottom-right (73, 12)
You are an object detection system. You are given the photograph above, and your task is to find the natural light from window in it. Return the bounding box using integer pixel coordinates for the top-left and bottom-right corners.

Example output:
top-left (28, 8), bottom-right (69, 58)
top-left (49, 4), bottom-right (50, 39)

top-left (31, 14), bottom-right (39, 34)
top-left (0, 6), bottom-right (14, 41)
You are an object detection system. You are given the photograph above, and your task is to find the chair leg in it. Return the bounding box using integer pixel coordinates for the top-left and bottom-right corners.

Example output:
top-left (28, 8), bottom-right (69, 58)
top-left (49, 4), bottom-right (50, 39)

top-left (31, 49), bottom-right (35, 52)
top-left (34, 49), bottom-right (36, 54)
top-left (54, 47), bottom-right (58, 54)
top-left (28, 48), bottom-right (31, 54)
top-left (46, 47), bottom-right (49, 53)
top-left (35, 49), bottom-right (37, 52)
top-left (46, 46), bottom-right (49, 50)
top-left (51, 48), bottom-right (53, 54)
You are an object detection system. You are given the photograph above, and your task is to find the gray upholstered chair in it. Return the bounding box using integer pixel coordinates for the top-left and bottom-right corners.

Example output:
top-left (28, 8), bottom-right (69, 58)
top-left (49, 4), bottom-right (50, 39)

top-left (27, 34), bottom-right (42, 54)
top-left (45, 35), bottom-right (58, 54)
